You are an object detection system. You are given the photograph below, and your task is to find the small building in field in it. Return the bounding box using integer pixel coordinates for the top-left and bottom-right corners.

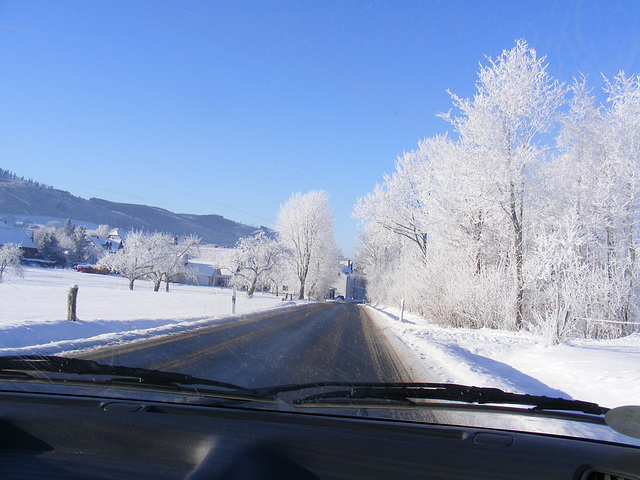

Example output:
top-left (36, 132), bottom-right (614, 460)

top-left (170, 263), bottom-right (234, 287)
top-left (170, 245), bottom-right (236, 287)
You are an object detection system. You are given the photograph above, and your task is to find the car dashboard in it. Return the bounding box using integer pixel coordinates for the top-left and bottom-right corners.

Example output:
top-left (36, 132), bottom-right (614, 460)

top-left (0, 389), bottom-right (639, 480)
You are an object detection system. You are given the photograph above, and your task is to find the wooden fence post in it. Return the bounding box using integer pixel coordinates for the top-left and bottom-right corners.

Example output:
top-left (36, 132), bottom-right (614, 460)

top-left (67, 285), bottom-right (78, 321)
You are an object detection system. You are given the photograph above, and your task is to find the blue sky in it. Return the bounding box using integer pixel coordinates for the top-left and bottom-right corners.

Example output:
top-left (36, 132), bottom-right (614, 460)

top-left (1, 1), bottom-right (639, 256)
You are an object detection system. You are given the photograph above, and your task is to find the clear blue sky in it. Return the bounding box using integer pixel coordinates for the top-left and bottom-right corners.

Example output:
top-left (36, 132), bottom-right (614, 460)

top-left (1, 1), bottom-right (639, 256)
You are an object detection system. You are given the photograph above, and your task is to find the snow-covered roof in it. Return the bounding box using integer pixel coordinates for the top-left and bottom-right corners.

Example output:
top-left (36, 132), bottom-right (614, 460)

top-left (188, 244), bottom-right (236, 267)
top-left (186, 262), bottom-right (233, 277)
top-left (108, 228), bottom-right (126, 239)
top-left (339, 259), bottom-right (354, 276)
top-left (89, 236), bottom-right (121, 252)
top-left (0, 225), bottom-right (37, 249)
top-left (185, 262), bottom-right (216, 276)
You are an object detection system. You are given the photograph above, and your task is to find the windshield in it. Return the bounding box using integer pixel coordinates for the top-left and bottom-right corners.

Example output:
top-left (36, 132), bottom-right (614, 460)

top-left (1, 0), bottom-right (639, 447)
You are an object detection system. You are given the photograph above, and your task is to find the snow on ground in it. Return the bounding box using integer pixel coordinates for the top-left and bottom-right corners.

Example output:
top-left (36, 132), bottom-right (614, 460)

top-left (2, 267), bottom-right (638, 413)
top-left (367, 305), bottom-right (640, 409)
top-left (0, 266), bottom-right (300, 355)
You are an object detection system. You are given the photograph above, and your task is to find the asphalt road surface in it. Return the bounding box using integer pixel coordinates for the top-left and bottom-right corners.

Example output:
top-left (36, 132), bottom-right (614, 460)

top-left (78, 302), bottom-right (415, 389)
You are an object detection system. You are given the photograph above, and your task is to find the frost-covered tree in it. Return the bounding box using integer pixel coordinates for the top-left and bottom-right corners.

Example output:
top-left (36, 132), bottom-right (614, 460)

top-left (0, 244), bottom-right (24, 282)
top-left (354, 144), bottom-right (433, 257)
top-left (354, 134), bottom-right (513, 326)
top-left (355, 40), bottom-right (564, 330)
top-left (88, 224), bottom-right (110, 239)
top-left (354, 223), bottom-right (394, 301)
top-left (263, 249), bottom-right (294, 297)
top-left (541, 72), bottom-right (640, 335)
top-left (600, 72), bottom-right (640, 323)
top-left (101, 230), bottom-right (153, 290)
top-left (101, 231), bottom-right (200, 292)
top-left (55, 219), bottom-right (75, 253)
top-left (70, 226), bottom-right (90, 264)
top-left (61, 219), bottom-right (74, 239)
top-left (233, 231), bottom-right (279, 297)
top-left (37, 232), bottom-right (64, 265)
top-left (147, 233), bottom-right (200, 292)
top-left (305, 241), bottom-right (340, 300)
top-left (275, 190), bottom-right (338, 300)
top-left (441, 39), bottom-right (566, 329)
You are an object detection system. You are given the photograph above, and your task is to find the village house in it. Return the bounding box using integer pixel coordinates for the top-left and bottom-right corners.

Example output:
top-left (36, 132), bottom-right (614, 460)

top-left (327, 260), bottom-right (366, 301)
top-left (0, 222), bottom-right (38, 257)
top-left (171, 245), bottom-right (235, 287)
top-left (83, 236), bottom-right (122, 264)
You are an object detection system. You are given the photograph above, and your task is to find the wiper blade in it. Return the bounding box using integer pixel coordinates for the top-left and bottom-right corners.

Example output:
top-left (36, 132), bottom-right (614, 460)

top-left (0, 355), bottom-right (272, 402)
top-left (261, 382), bottom-right (607, 415)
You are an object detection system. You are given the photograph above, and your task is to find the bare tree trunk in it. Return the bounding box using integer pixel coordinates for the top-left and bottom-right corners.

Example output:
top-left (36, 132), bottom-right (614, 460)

top-left (510, 183), bottom-right (524, 330)
top-left (606, 220), bottom-right (615, 282)
top-left (474, 211), bottom-right (484, 276)
top-left (298, 261), bottom-right (309, 300)
top-left (129, 278), bottom-right (135, 291)
top-left (247, 277), bottom-right (257, 297)
top-left (623, 210), bottom-right (636, 324)
top-left (515, 226), bottom-right (524, 330)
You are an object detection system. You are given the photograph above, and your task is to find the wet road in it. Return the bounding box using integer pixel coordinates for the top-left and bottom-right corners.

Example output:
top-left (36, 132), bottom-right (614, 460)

top-left (77, 303), bottom-right (414, 389)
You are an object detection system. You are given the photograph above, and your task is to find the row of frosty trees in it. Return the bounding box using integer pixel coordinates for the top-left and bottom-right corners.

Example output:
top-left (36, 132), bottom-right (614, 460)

top-left (100, 190), bottom-right (339, 300)
top-left (222, 190), bottom-right (338, 300)
top-left (354, 40), bottom-right (640, 341)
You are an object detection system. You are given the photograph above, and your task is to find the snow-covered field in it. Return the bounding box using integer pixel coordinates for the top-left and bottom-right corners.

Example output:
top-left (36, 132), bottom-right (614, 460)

top-left (368, 305), bottom-right (640, 409)
top-left (0, 266), bottom-right (297, 355)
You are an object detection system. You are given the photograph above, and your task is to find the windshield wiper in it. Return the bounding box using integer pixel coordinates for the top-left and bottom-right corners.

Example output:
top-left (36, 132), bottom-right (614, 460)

top-left (0, 355), bottom-right (274, 403)
top-left (256, 382), bottom-right (607, 416)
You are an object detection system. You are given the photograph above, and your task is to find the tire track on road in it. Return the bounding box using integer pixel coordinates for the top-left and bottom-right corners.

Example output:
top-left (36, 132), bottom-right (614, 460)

top-left (150, 305), bottom-right (328, 373)
top-left (358, 306), bottom-right (437, 422)
top-left (287, 304), bottom-right (350, 384)
top-left (359, 306), bottom-right (412, 383)
top-left (77, 304), bottom-right (329, 367)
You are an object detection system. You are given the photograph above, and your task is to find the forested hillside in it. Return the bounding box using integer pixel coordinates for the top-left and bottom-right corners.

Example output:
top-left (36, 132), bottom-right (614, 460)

top-left (0, 169), bottom-right (267, 246)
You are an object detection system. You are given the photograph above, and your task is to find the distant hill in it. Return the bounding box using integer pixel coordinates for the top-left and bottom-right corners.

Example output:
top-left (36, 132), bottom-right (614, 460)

top-left (0, 169), bottom-right (268, 246)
